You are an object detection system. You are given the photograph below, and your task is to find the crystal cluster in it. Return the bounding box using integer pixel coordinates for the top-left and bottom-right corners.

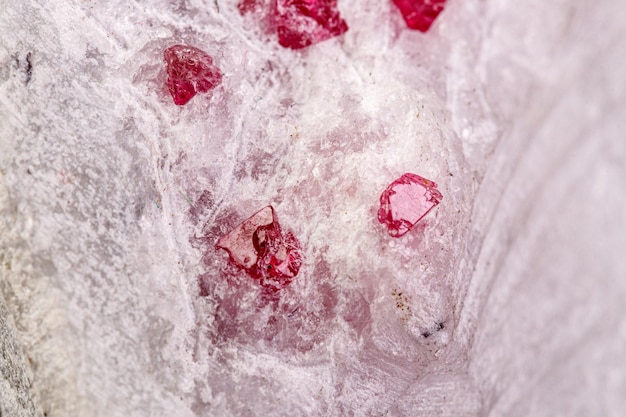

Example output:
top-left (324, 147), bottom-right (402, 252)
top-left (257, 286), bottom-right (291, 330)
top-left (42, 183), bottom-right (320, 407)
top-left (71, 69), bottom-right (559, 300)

top-left (378, 173), bottom-right (443, 237)
top-left (216, 206), bottom-right (302, 291)
top-left (239, 0), bottom-right (349, 49)
top-left (163, 45), bottom-right (222, 105)
top-left (392, 0), bottom-right (447, 32)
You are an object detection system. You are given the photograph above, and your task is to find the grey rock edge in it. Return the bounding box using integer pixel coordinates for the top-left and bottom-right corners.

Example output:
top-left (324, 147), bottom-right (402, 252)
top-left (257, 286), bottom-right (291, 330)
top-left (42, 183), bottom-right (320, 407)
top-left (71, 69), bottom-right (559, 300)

top-left (0, 296), bottom-right (43, 417)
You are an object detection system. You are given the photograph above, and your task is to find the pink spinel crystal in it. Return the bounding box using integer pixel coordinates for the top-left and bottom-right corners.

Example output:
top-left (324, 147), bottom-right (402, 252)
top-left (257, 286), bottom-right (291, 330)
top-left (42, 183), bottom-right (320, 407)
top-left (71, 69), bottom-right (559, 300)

top-left (378, 173), bottom-right (443, 237)
top-left (239, 0), bottom-right (348, 49)
top-left (392, 0), bottom-right (446, 32)
top-left (163, 45), bottom-right (222, 105)
top-left (216, 206), bottom-right (302, 291)
top-left (275, 0), bottom-right (349, 49)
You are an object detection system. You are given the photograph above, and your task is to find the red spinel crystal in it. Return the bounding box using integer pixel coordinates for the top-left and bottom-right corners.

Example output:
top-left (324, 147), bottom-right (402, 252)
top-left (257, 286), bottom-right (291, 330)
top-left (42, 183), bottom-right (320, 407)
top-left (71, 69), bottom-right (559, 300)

top-left (164, 45), bottom-right (222, 106)
top-left (275, 0), bottom-right (349, 49)
top-left (392, 0), bottom-right (446, 32)
top-left (216, 206), bottom-right (302, 291)
top-left (239, 0), bottom-right (348, 49)
top-left (378, 173), bottom-right (443, 238)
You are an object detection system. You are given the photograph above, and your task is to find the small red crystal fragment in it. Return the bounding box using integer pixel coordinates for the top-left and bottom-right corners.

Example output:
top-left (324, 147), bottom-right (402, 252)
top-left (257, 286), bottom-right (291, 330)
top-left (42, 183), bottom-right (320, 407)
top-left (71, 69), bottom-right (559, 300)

top-left (392, 0), bottom-right (446, 32)
top-left (239, 0), bottom-right (348, 49)
top-left (164, 45), bottom-right (222, 105)
top-left (275, 0), bottom-right (349, 49)
top-left (378, 173), bottom-right (443, 237)
top-left (238, 0), bottom-right (264, 13)
top-left (216, 206), bottom-right (302, 291)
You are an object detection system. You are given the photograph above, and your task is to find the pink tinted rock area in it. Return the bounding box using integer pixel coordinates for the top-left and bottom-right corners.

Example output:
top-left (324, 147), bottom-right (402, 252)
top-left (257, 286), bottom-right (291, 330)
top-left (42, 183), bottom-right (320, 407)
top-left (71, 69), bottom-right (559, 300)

top-left (392, 0), bottom-right (447, 32)
top-left (163, 45), bottom-right (222, 105)
top-left (216, 206), bottom-right (302, 291)
top-left (239, 0), bottom-right (349, 49)
top-left (378, 173), bottom-right (443, 237)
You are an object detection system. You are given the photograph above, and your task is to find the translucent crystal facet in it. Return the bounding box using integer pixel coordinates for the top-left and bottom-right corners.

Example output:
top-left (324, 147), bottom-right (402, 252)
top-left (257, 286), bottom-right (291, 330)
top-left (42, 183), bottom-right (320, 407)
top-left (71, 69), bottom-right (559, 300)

top-left (239, 0), bottom-right (349, 49)
top-left (378, 173), bottom-right (443, 237)
top-left (392, 0), bottom-right (446, 32)
top-left (275, 0), bottom-right (349, 49)
top-left (163, 45), bottom-right (222, 105)
top-left (216, 206), bottom-right (302, 291)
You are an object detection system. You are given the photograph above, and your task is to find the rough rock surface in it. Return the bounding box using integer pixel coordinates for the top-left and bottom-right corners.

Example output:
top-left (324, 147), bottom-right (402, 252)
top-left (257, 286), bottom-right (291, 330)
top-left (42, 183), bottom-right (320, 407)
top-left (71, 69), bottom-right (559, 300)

top-left (1, 0), bottom-right (625, 416)
top-left (0, 297), bottom-right (43, 417)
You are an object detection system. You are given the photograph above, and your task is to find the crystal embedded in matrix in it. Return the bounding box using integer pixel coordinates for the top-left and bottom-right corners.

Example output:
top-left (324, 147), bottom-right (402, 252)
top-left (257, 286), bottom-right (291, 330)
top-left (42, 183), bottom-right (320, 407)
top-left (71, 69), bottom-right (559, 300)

top-left (240, 0), bottom-right (349, 49)
top-left (275, 0), bottom-right (349, 49)
top-left (378, 173), bottom-right (443, 237)
top-left (392, 0), bottom-right (447, 32)
top-left (216, 206), bottom-right (302, 291)
top-left (164, 45), bottom-right (222, 105)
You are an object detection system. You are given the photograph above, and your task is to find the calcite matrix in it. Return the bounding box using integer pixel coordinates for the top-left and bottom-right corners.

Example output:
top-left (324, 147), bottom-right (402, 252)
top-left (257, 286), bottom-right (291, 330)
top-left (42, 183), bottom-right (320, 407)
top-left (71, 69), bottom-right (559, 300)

top-left (166, 6), bottom-right (447, 293)
top-left (216, 206), bottom-right (303, 291)
top-left (378, 173), bottom-right (443, 237)
top-left (164, 45), bottom-right (222, 105)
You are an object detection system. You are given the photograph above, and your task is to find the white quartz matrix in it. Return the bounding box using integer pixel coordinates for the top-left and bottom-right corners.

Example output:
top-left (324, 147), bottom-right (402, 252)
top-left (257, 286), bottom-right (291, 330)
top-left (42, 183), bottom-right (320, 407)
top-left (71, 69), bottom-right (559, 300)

top-left (1, 0), bottom-right (625, 416)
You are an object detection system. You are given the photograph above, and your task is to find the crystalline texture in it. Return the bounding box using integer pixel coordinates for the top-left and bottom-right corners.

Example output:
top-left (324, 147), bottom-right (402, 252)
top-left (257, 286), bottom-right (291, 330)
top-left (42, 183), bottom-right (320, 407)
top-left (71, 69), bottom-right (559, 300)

top-left (392, 0), bottom-right (447, 32)
top-left (216, 206), bottom-right (302, 291)
top-left (163, 45), bottom-right (222, 105)
top-left (239, 0), bottom-right (349, 49)
top-left (275, 0), bottom-right (349, 49)
top-left (378, 173), bottom-right (443, 237)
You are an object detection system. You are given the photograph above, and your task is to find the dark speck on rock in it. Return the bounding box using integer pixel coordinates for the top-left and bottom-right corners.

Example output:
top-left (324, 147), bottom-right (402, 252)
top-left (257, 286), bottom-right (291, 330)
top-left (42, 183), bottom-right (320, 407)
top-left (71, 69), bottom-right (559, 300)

top-left (422, 322), bottom-right (445, 338)
top-left (25, 52), bottom-right (32, 84)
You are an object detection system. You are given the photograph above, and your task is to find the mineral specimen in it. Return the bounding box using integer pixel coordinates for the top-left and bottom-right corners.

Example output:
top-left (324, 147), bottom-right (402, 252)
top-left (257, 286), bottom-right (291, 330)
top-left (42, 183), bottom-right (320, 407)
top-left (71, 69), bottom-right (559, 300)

top-left (163, 45), bottom-right (222, 105)
top-left (378, 173), bottom-right (443, 237)
top-left (240, 0), bottom-right (349, 49)
top-left (392, 0), bottom-right (446, 32)
top-left (216, 206), bottom-right (302, 291)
